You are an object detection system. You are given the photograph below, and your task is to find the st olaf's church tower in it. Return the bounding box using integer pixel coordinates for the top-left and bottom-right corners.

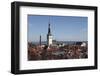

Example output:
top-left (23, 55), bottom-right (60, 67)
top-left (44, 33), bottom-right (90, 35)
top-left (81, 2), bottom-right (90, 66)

top-left (47, 22), bottom-right (53, 46)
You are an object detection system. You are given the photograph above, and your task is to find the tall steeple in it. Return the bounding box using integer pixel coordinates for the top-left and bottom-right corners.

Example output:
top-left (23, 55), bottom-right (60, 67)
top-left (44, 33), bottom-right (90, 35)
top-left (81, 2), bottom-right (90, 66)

top-left (48, 23), bottom-right (51, 35)
top-left (47, 17), bottom-right (53, 46)
top-left (39, 35), bottom-right (41, 46)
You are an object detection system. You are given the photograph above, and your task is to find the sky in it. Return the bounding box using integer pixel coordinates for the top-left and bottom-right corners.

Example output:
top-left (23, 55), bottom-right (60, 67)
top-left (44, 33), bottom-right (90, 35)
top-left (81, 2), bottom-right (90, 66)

top-left (28, 15), bottom-right (88, 42)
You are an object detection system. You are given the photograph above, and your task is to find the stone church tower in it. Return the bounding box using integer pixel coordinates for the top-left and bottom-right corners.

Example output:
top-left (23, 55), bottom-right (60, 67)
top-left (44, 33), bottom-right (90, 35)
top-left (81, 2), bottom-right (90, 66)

top-left (47, 22), bottom-right (53, 46)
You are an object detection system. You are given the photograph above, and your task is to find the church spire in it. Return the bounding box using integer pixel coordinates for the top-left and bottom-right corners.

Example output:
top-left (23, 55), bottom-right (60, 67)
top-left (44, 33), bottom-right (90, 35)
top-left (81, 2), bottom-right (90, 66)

top-left (39, 35), bottom-right (41, 46)
top-left (47, 17), bottom-right (53, 46)
top-left (48, 23), bottom-right (51, 35)
top-left (48, 17), bottom-right (51, 35)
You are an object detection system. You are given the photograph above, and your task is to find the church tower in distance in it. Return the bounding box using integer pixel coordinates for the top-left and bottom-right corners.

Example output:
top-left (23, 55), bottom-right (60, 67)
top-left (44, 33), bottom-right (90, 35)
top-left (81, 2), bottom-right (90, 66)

top-left (47, 22), bottom-right (53, 46)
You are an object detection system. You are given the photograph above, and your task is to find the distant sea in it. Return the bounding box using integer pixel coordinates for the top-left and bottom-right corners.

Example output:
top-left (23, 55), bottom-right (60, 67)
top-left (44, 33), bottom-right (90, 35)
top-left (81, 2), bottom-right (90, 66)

top-left (29, 41), bottom-right (88, 45)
